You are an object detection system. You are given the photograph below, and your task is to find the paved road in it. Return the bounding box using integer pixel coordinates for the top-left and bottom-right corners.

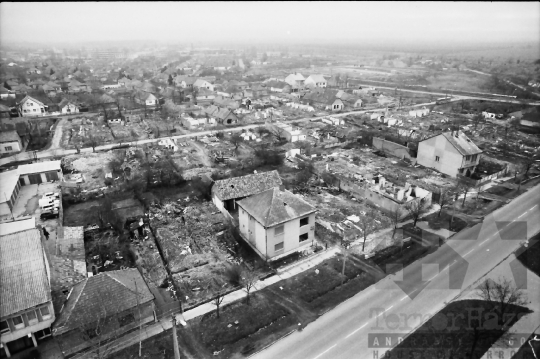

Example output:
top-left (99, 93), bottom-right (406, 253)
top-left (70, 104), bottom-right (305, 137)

top-left (252, 185), bottom-right (540, 359)
top-left (0, 103), bottom-right (431, 167)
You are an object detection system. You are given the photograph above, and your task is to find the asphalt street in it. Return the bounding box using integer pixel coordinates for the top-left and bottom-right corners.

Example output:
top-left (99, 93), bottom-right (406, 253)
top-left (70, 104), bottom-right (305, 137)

top-left (252, 185), bottom-right (540, 359)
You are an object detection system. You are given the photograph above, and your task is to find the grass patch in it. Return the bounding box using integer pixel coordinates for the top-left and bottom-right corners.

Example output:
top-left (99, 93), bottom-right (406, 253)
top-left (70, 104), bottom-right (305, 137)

top-left (369, 238), bottom-right (430, 273)
top-left (387, 299), bottom-right (532, 359)
top-left (516, 233), bottom-right (540, 277)
top-left (192, 292), bottom-right (291, 354)
top-left (421, 210), bottom-right (469, 232)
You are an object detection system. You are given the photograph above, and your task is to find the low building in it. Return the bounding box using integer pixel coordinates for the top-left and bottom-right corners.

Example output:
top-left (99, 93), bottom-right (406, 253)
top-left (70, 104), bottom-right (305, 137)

top-left (215, 108), bottom-right (239, 125)
top-left (193, 79), bottom-right (214, 91)
top-left (417, 131), bottom-right (482, 178)
top-left (17, 161), bottom-right (63, 186)
top-left (237, 188), bottom-right (317, 261)
top-left (134, 91), bottom-right (158, 107)
top-left (409, 107), bottom-right (430, 118)
top-left (304, 74), bottom-right (327, 88)
top-left (0, 131), bottom-right (24, 154)
top-left (266, 122), bottom-right (307, 142)
top-left (1, 229), bottom-right (55, 357)
top-left (58, 99), bottom-right (80, 114)
top-left (52, 269), bottom-right (155, 357)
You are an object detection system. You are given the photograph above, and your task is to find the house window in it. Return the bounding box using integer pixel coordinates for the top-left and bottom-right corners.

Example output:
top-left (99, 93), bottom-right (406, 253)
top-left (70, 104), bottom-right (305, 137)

top-left (300, 217), bottom-right (309, 227)
top-left (5, 146), bottom-right (13, 151)
top-left (274, 225), bottom-right (284, 236)
top-left (33, 109), bottom-right (36, 112)
top-left (472, 154), bottom-right (478, 162)
top-left (0, 320), bottom-right (9, 334)
top-left (299, 233), bottom-right (309, 242)
top-left (465, 155), bottom-right (471, 161)
top-left (12, 315), bottom-right (25, 330)
top-left (27, 310), bottom-right (38, 324)
top-left (40, 306), bottom-right (51, 320)
top-left (275, 242), bottom-right (284, 252)
top-left (435, 156), bottom-right (440, 162)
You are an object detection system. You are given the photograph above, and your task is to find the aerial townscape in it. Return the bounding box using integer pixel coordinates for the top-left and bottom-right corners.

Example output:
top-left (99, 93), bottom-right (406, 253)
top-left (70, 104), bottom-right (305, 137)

top-left (0, 2), bottom-right (539, 359)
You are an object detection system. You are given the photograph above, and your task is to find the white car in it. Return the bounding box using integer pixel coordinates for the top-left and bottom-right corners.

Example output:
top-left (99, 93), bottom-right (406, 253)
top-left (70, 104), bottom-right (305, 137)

top-left (43, 192), bottom-right (60, 199)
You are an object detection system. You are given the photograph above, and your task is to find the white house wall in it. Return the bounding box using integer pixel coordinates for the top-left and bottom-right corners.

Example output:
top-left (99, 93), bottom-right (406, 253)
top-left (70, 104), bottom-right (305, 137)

top-left (417, 136), bottom-right (463, 177)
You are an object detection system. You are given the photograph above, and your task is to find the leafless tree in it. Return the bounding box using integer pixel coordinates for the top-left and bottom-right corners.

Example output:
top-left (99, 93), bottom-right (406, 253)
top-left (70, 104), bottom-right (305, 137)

top-left (207, 277), bottom-right (228, 319)
top-left (438, 189), bottom-right (454, 217)
top-left (476, 277), bottom-right (528, 326)
top-left (388, 207), bottom-right (403, 238)
top-left (86, 133), bottom-right (103, 153)
top-left (268, 126), bottom-right (288, 142)
top-left (240, 267), bottom-right (258, 306)
top-left (404, 197), bottom-right (427, 227)
top-left (229, 132), bottom-right (244, 151)
top-left (358, 210), bottom-right (376, 251)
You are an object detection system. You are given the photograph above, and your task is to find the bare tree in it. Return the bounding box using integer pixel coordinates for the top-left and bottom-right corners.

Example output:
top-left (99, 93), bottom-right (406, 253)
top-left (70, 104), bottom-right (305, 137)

top-left (240, 267), bottom-right (258, 305)
top-left (437, 189), bottom-right (454, 217)
top-left (476, 277), bottom-right (528, 326)
top-left (207, 277), bottom-right (228, 319)
top-left (268, 126), bottom-right (288, 143)
top-left (86, 133), bottom-right (103, 153)
top-left (388, 206), bottom-right (403, 238)
top-left (404, 197), bottom-right (427, 227)
top-left (358, 210), bottom-right (376, 251)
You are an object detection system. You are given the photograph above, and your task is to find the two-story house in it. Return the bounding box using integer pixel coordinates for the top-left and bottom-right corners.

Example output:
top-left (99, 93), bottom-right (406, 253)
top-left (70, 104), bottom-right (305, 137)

top-left (1, 229), bottom-right (55, 357)
top-left (304, 74), bottom-right (327, 88)
top-left (18, 96), bottom-right (48, 117)
top-left (417, 131), bottom-right (482, 178)
top-left (237, 188), bottom-right (317, 261)
top-left (211, 170), bottom-right (283, 219)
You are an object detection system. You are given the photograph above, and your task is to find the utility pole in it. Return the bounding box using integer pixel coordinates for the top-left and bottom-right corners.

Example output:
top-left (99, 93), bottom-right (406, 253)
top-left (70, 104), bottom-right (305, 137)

top-left (171, 315), bottom-right (181, 359)
top-left (134, 279), bottom-right (142, 357)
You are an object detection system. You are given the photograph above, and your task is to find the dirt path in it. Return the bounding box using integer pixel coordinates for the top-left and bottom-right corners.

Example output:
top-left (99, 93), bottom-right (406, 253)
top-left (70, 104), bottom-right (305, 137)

top-left (189, 141), bottom-right (213, 167)
top-left (49, 118), bottom-right (67, 150)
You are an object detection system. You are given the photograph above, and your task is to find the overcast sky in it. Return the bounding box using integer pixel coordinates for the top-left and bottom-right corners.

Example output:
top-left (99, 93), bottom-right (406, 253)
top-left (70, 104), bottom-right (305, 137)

top-left (1, 2), bottom-right (539, 46)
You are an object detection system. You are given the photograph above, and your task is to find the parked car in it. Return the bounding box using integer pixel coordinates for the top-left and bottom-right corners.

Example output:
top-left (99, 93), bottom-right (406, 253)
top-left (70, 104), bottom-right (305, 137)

top-left (42, 204), bottom-right (59, 212)
top-left (84, 224), bottom-right (100, 233)
top-left (39, 198), bottom-right (60, 208)
top-left (43, 192), bottom-right (60, 199)
top-left (40, 211), bottom-right (59, 220)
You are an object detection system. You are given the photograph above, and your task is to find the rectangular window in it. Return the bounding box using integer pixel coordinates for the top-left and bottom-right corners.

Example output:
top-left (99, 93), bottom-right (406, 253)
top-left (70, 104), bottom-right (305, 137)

top-left (40, 306), bottom-right (51, 319)
top-left (275, 242), bottom-right (284, 251)
top-left (472, 154), bottom-right (478, 162)
top-left (300, 217), bottom-right (309, 227)
top-left (27, 310), bottom-right (38, 324)
top-left (274, 225), bottom-right (284, 236)
top-left (299, 233), bottom-right (309, 242)
top-left (0, 320), bottom-right (9, 334)
top-left (12, 315), bottom-right (25, 329)
top-left (5, 146), bottom-right (13, 151)
top-left (435, 156), bottom-right (440, 162)
top-left (465, 155), bottom-right (471, 161)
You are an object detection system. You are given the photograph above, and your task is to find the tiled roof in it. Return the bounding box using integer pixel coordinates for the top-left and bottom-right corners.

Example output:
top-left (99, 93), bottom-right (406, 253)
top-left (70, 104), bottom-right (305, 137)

top-left (440, 131), bottom-right (482, 156)
top-left (52, 269), bottom-right (154, 334)
top-left (306, 74), bottom-right (326, 83)
top-left (0, 229), bottom-right (51, 317)
top-left (237, 188), bottom-right (317, 227)
top-left (212, 170), bottom-right (282, 201)
top-left (0, 130), bottom-right (21, 143)
top-left (0, 218), bottom-right (36, 236)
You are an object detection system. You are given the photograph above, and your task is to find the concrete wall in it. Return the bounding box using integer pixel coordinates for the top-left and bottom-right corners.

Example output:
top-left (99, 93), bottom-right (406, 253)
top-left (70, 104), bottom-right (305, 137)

top-left (372, 137), bottom-right (415, 162)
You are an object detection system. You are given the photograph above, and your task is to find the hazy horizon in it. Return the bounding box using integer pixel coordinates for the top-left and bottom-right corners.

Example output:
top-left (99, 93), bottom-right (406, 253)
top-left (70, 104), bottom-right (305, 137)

top-left (1, 2), bottom-right (539, 49)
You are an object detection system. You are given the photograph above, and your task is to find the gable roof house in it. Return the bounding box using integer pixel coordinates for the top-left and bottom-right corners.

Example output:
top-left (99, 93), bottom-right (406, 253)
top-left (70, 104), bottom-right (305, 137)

top-left (215, 108), bottom-right (240, 124)
top-left (284, 73), bottom-right (305, 89)
top-left (180, 77), bottom-right (198, 89)
top-left (193, 79), bottom-right (215, 91)
top-left (18, 95), bottom-right (48, 117)
top-left (417, 130), bottom-right (483, 178)
top-left (211, 170), bottom-right (283, 219)
top-left (58, 99), bottom-right (80, 114)
top-left (304, 74), bottom-right (327, 88)
top-left (52, 269), bottom-right (155, 357)
top-left (134, 90), bottom-right (158, 107)
top-left (237, 188), bottom-right (317, 261)
top-left (1, 229), bottom-right (55, 357)
top-left (302, 91), bottom-right (344, 112)
top-left (195, 88), bottom-right (216, 105)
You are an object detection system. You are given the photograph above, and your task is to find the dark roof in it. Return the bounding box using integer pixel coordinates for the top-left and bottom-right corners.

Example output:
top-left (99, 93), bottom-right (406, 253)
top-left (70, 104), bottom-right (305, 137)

top-left (237, 188), bottom-right (317, 227)
top-left (52, 269), bottom-right (153, 335)
top-left (441, 131), bottom-right (482, 156)
top-left (212, 170), bottom-right (282, 201)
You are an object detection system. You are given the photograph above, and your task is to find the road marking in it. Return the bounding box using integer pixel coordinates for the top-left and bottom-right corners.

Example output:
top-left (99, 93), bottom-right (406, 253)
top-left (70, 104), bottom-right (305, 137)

top-left (313, 344), bottom-right (337, 359)
top-left (479, 238), bottom-right (490, 246)
top-left (346, 323), bottom-right (368, 338)
top-left (384, 305), bottom-right (394, 312)
top-left (464, 249), bottom-right (475, 257)
top-left (400, 295), bottom-right (409, 301)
